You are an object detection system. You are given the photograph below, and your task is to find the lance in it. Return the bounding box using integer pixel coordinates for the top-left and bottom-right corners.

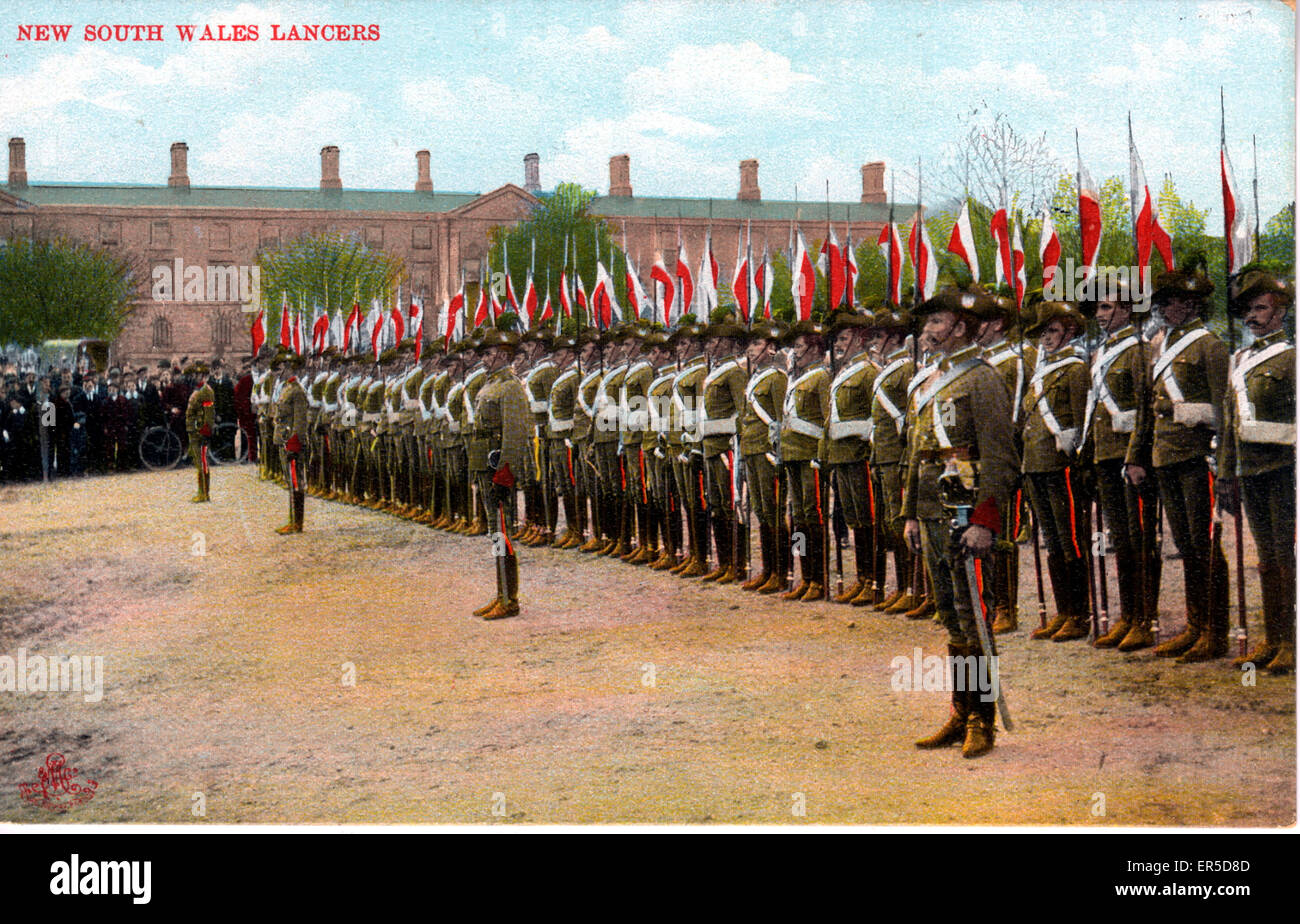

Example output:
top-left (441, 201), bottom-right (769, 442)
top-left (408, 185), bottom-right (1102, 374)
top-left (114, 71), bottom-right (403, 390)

top-left (1221, 88), bottom-right (1248, 657)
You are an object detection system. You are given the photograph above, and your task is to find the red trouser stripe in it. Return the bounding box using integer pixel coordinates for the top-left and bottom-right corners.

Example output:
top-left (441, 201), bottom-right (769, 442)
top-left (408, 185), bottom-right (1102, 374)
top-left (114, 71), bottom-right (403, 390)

top-left (1013, 488), bottom-right (1022, 536)
top-left (567, 446), bottom-right (574, 486)
top-left (619, 456), bottom-right (626, 491)
top-left (290, 458), bottom-right (298, 492)
top-left (724, 451), bottom-right (734, 507)
top-left (1137, 495), bottom-right (1145, 532)
top-left (974, 558), bottom-right (989, 621)
top-left (1063, 466), bottom-right (1081, 558)
top-left (639, 450), bottom-right (648, 504)
top-left (201, 444), bottom-right (208, 475)
top-left (1207, 471), bottom-right (1216, 539)
top-left (864, 461), bottom-right (875, 519)
top-left (813, 468), bottom-right (824, 525)
top-left (499, 503), bottom-right (513, 555)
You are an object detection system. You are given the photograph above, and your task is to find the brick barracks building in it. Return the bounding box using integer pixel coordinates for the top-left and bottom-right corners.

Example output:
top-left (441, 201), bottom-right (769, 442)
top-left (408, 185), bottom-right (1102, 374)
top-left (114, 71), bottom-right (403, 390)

top-left (1, 137), bottom-right (894, 364)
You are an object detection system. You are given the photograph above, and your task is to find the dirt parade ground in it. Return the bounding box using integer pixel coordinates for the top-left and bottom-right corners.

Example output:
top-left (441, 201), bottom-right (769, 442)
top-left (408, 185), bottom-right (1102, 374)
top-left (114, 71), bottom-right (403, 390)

top-left (0, 466), bottom-right (1294, 827)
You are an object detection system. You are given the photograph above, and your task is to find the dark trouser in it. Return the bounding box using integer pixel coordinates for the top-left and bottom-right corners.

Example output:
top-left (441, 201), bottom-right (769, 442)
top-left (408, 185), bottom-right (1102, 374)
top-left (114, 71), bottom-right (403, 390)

top-left (784, 460), bottom-right (825, 585)
top-left (830, 461), bottom-right (875, 589)
top-left (1155, 457), bottom-right (1229, 636)
top-left (920, 517), bottom-right (995, 648)
top-left (1025, 468), bottom-right (1093, 623)
top-left (1241, 464), bottom-right (1296, 646)
top-left (1094, 458), bottom-right (1161, 627)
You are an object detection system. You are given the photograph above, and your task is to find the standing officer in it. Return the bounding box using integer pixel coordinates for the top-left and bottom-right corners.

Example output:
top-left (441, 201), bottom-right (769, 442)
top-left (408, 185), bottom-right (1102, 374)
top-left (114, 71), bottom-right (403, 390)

top-left (471, 327), bottom-right (535, 620)
top-left (1021, 302), bottom-right (1092, 642)
top-left (545, 325), bottom-right (582, 548)
top-left (698, 314), bottom-right (750, 583)
top-left (275, 355), bottom-right (310, 534)
top-left (779, 320), bottom-right (831, 602)
top-left (644, 329), bottom-right (683, 569)
top-left (184, 362), bottom-right (215, 503)
top-left (869, 309), bottom-right (919, 612)
top-left (669, 320), bottom-right (710, 576)
top-left (1133, 266), bottom-right (1230, 663)
top-left (1220, 269), bottom-right (1295, 674)
top-left (904, 288), bottom-right (1019, 759)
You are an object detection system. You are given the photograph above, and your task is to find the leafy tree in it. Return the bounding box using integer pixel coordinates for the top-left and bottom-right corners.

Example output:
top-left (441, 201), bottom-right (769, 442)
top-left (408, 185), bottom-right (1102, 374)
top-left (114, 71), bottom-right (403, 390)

top-left (1259, 202), bottom-right (1295, 268)
top-left (258, 231), bottom-right (406, 334)
top-left (488, 182), bottom-right (625, 327)
top-left (0, 236), bottom-right (140, 345)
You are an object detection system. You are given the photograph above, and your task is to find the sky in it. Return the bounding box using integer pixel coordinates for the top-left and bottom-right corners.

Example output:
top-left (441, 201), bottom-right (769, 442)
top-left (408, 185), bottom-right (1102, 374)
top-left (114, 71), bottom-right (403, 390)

top-left (1, 0), bottom-right (1295, 225)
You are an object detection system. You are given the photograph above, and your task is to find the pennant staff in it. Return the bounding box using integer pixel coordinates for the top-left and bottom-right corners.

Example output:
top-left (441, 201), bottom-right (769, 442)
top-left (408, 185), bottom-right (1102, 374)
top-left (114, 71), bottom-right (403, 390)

top-left (1221, 87), bottom-right (1249, 657)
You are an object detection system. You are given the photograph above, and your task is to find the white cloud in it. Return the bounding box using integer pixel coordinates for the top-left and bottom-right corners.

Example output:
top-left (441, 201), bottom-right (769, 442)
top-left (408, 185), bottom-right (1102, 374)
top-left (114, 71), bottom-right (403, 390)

top-left (930, 59), bottom-right (1063, 100)
top-left (627, 41), bottom-right (820, 116)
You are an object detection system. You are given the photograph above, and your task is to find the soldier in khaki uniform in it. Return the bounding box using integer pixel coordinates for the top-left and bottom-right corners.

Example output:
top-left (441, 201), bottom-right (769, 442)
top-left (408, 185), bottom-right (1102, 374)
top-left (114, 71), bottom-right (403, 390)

top-left (697, 317), bottom-right (750, 583)
top-left (1131, 267), bottom-right (1230, 662)
top-left (643, 329), bottom-right (683, 569)
top-left (544, 327), bottom-right (583, 548)
top-left (1021, 302), bottom-right (1093, 642)
top-left (592, 327), bottom-right (631, 556)
top-left (440, 345), bottom-right (475, 532)
top-left (821, 310), bottom-right (879, 604)
top-left (1220, 269), bottom-right (1295, 674)
top-left (977, 294), bottom-right (1036, 632)
top-left (903, 288), bottom-right (1019, 759)
top-left (459, 334), bottom-right (491, 535)
top-left (470, 327), bottom-right (536, 620)
top-left (574, 331), bottom-right (607, 551)
top-left (1082, 280), bottom-right (1160, 651)
top-left (519, 329), bottom-right (559, 545)
top-left (739, 320), bottom-right (789, 592)
top-left (670, 321), bottom-right (711, 576)
top-left (868, 311), bottom-right (918, 612)
top-left (184, 362), bottom-right (216, 503)
top-left (619, 326), bottom-right (657, 563)
top-left (274, 355), bottom-right (310, 534)
top-left (779, 320), bottom-right (831, 602)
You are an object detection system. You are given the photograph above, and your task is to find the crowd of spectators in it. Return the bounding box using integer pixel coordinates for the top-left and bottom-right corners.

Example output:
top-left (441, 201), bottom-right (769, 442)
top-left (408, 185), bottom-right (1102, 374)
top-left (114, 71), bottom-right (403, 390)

top-left (1, 353), bottom-right (257, 483)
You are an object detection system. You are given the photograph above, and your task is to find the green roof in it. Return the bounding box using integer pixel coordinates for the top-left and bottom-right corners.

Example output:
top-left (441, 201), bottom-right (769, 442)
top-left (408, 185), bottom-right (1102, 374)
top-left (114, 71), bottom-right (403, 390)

top-left (589, 195), bottom-right (910, 223)
top-left (1, 181), bottom-right (479, 213)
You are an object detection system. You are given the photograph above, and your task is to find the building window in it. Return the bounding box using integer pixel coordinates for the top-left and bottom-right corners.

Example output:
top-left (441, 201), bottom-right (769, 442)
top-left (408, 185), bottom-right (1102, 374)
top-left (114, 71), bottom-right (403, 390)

top-left (412, 225), bottom-right (432, 250)
top-left (366, 225), bottom-right (383, 247)
top-left (100, 220), bottom-right (121, 245)
top-left (213, 313), bottom-right (235, 348)
top-left (151, 315), bottom-right (173, 350)
top-left (413, 262), bottom-right (433, 296)
top-left (210, 222), bottom-right (231, 250)
top-left (150, 220), bottom-right (172, 249)
top-left (260, 225), bottom-right (279, 249)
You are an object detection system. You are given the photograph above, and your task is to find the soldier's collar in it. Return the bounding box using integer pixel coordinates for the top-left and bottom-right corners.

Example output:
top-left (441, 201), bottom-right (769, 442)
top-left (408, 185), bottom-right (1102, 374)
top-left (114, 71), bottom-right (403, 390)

top-left (1047, 345), bottom-right (1077, 361)
top-left (1252, 328), bottom-right (1288, 349)
top-left (1108, 324), bottom-right (1137, 342)
top-left (885, 345), bottom-right (910, 362)
top-left (942, 343), bottom-right (982, 366)
top-left (982, 336), bottom-right (1008, 352)
top-left (1170, 318), bottom-right (1205, 336)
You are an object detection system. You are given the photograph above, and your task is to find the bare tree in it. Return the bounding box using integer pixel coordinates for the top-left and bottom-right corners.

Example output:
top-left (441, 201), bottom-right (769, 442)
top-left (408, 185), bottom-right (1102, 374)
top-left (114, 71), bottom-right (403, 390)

top-left (937, 106), bottom-right (1059, 214)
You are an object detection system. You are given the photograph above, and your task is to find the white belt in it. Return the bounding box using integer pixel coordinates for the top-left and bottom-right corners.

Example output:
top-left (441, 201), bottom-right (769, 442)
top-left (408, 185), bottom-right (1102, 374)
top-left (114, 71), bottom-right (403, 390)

top-left (829, 419), bottom-right (871, 440)
top-left (361, 412), bottom-right (380, 423)
top-left (402, 397), bottom-right (420, 410)
top-left (529, 399), bottom-right (548, 413)
top-left (698, 417), bottom-right (737, 437)
top-left (784, 417), bottom-right (824, 439)
top-left (548, 418), bottom-right (574, 433)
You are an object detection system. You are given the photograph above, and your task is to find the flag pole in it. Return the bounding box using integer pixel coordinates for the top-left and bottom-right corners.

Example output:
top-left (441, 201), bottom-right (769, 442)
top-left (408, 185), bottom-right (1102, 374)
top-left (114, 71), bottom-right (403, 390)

top-left (1252, 133), bottom-right (1261, 258)
top-left (1221, 86), bottom-right (1248, 658)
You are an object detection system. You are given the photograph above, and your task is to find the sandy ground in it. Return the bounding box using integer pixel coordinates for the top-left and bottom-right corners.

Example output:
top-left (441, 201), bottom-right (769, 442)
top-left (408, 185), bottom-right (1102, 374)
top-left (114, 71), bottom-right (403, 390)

top-left (0, 465), bottom-right (1293, 827)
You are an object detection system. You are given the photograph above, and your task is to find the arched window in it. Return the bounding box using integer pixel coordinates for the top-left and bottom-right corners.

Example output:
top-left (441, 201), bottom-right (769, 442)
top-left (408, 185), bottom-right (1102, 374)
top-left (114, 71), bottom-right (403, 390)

top-left (213, 313), bottom-right (235, 348)
top-left (151, 315), bottom-right (172, 349)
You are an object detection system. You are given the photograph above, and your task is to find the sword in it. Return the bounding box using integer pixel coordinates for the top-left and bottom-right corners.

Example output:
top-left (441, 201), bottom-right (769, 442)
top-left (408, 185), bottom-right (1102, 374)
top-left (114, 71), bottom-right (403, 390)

top-left (950, 505), bottom-right (1014, 732)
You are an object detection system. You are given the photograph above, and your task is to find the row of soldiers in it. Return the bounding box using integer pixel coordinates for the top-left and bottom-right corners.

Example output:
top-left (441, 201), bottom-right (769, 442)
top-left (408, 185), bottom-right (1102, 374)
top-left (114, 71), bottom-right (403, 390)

top-left (245, 264), bottom-right (1294, 746)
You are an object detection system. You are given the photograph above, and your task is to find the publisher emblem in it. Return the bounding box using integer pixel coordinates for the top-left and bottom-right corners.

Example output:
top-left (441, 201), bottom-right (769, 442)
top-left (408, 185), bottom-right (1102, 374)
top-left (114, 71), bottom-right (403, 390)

top-left (18, 753), bottom-right (98, 812)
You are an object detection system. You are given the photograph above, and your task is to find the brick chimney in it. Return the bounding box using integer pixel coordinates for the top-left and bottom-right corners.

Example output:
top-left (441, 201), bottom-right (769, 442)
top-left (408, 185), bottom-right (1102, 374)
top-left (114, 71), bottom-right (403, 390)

top-left (320, 145), bottom-right (341, 191)
top-left (609, 154), bottom-right (632, 197)
top-left (738, 158), bottom-right (760, 201)
top-left (523, 153), bottom-right (540, 193)
top-left (8, 137), bottom-right (27, 189)
top-left (860, 161), bottom-right (886, 204)
top-left (415, 150), bottom-right (432, 192)
top-left (168, 142), bottom-right (190, 190)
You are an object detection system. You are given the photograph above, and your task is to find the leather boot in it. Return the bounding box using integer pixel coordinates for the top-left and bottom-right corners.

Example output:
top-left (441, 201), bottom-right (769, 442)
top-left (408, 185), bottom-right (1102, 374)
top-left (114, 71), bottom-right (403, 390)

top-left (916, 647), bottom-right (969, 749)
top-left (781, 532), bottom-right (811, 600)
top-left (742, 523), bottom-right (772, 590)
top-left (1094, 618), bottom-right (1132, 649)
top-left (275, 491), bottom-right (298, 535)
top-left (293, 491), bottom-right (305, 533)
top-left (1051, 558), bottom-right (1091, 641)
top-left (903, 594), bottom-right (934, 620)
top-left (1031, 555), bottom-right (1070, 639)
top-left (962, 699), bottom-right (996, 759)
top-left (1266, 642), bottom-right (1295, 675)
top-left (483, 554), bottom-right (520, 620)
top-left (835, 528), bottom-right (870, 604)
top-left (756, 523), bottom-right (790, 593)
top-left (800, 530), bottom-right (825, 601)
top-left (702, 515), bottom-right (731, 581)
top-left (191, 469), bottom-right (208, 503)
